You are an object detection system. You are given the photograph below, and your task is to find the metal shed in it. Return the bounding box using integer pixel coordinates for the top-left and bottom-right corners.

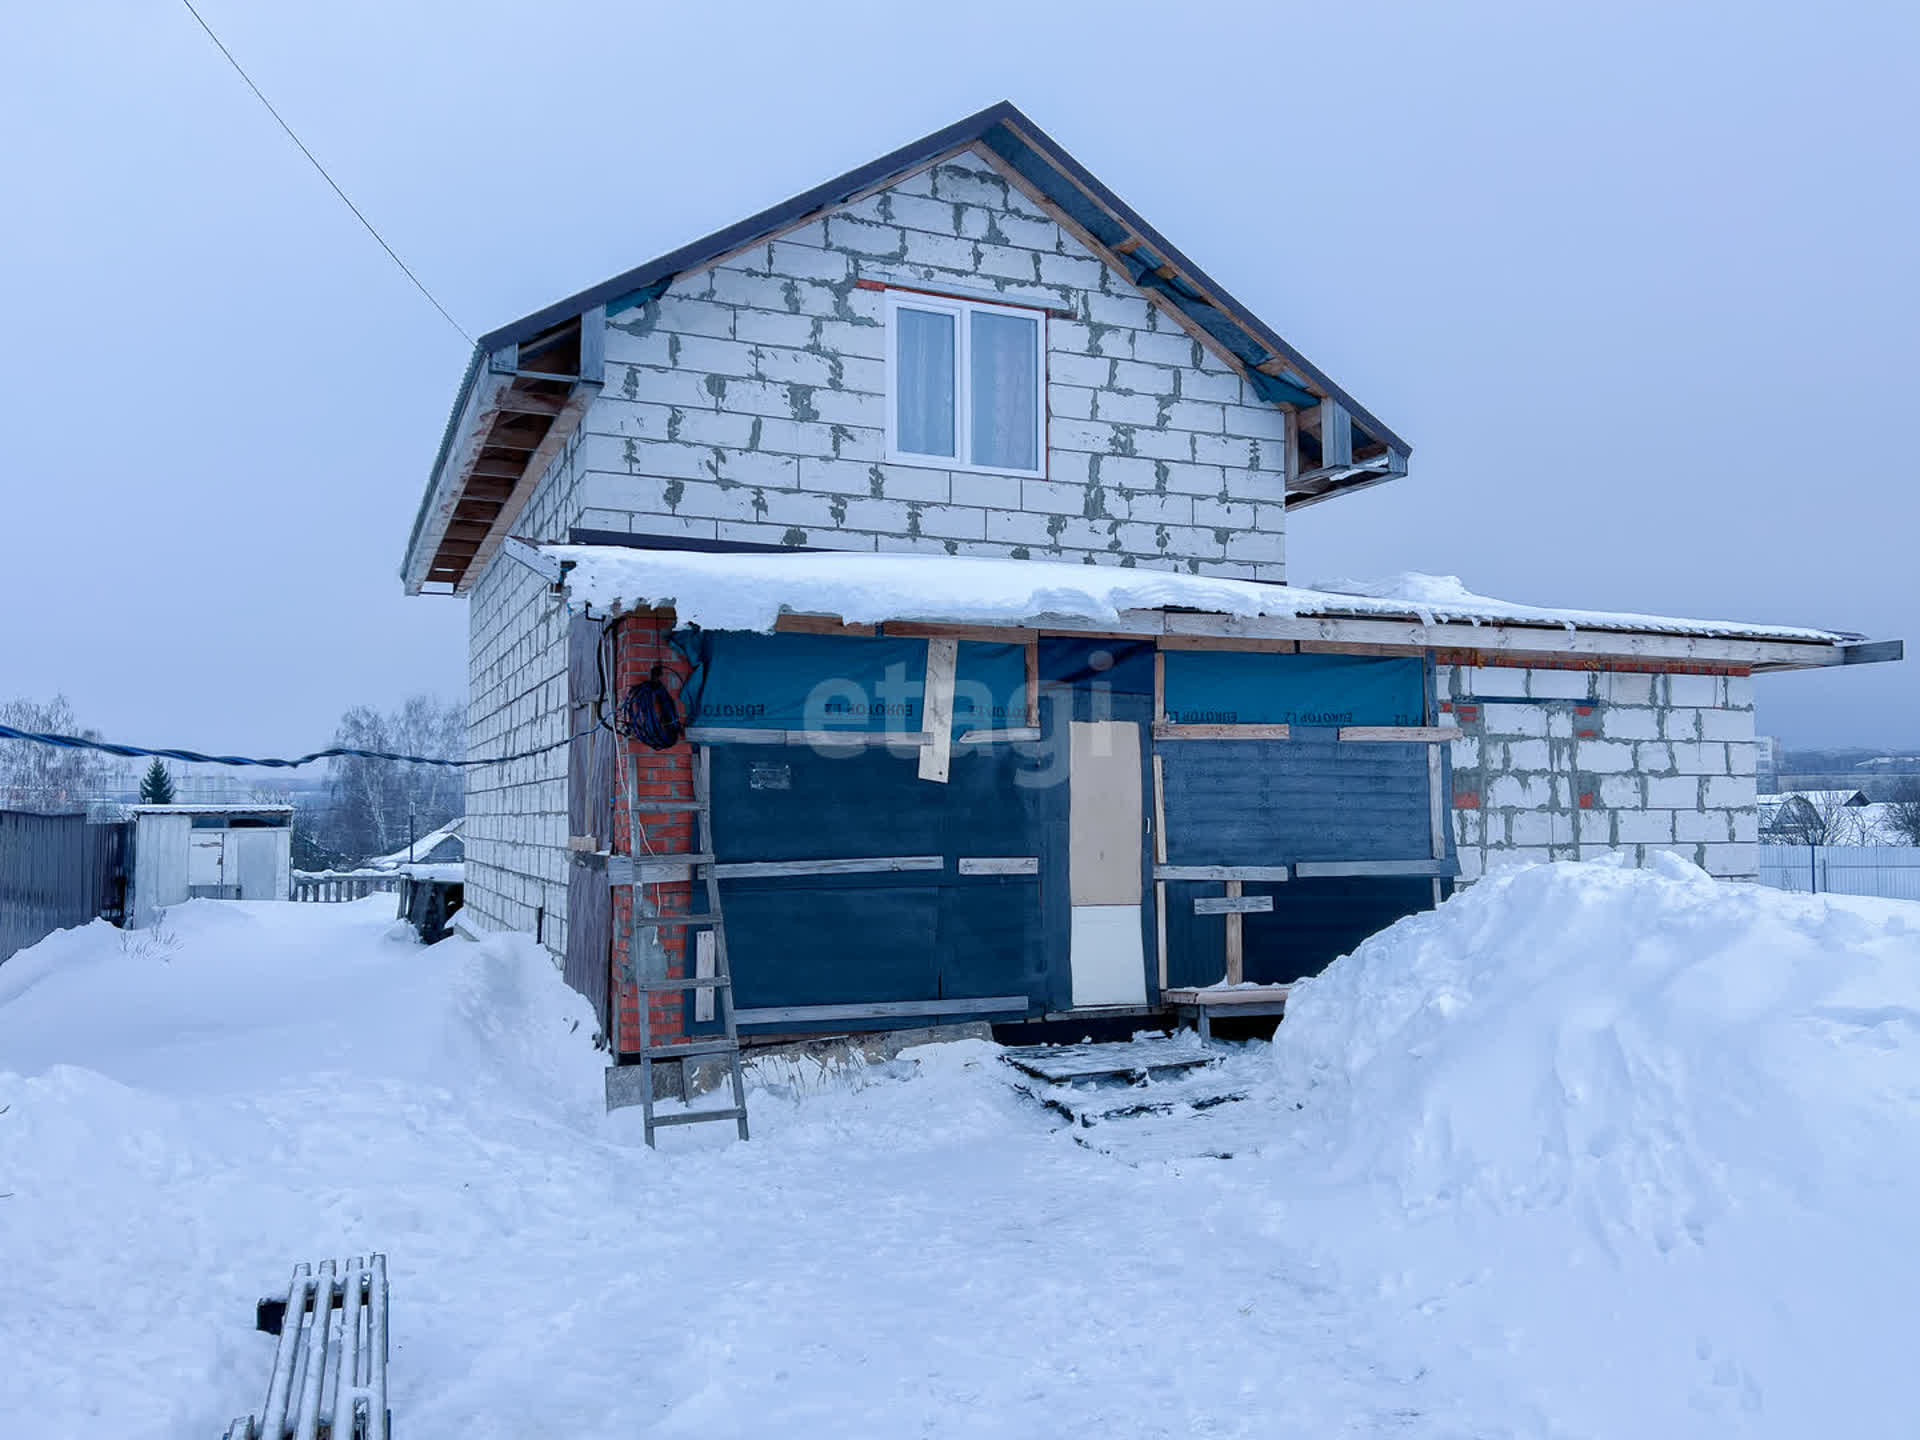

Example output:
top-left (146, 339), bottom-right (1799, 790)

top-left (128, 804), bottom-right (294, 927)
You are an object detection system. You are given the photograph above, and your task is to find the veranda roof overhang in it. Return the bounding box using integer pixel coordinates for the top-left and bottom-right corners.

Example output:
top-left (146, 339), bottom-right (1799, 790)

top-left (517, 542), bottom-right (1901, 675)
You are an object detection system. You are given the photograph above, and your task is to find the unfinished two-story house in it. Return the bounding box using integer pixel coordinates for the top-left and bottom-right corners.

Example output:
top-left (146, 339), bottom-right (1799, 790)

top-left (399, 103), bottom-right (1897, 1113)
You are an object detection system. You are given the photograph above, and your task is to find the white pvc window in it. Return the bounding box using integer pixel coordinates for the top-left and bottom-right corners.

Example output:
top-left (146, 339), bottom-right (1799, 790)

top-left (885, 291), bottom-right (1045, 478)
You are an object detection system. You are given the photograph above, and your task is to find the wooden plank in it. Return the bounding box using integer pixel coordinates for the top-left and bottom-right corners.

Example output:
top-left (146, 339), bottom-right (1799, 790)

top-left (1024, 637), bottom-right (1039, 727)
top-left (1223, 879), bottom-right (1244, 985)
top-left (1153, 648), bottom-right (1166, 724)
top-left (1155, 864), bottom-right (1291, 882)
top-left (1337, 726), bottom-right (1464, 742)
top-left (883, 621), bottom-right (1037, 643)
top-left (634, 853), bottom-right (714, 881)
top-left (1151, 754), bottom-right (1168, 866)
top-left (1156, 634), bottom-right (1299, 653)
top-left (773, 613), bottom-right (875, 636)
top-left (736, 995), bottom-right (1028, 1026)
top-left (684, 726), bottom-right (932, 748)
top-left (1193, 894), bottom-right (1274, 915)
top-left (1428, 743), bottom-right (1449, 861)
top-left (1155, 878), bottom-right (1168, 994)
top-left (694, 928), bottom-right (715, 1023)
top-left (1001, 1038), bottom-right (1217, 1084)
top-left (1163, 984), bottom-right (1291, 1008)
top-left (1293, 859), bottom-right (1455, 878)
top-left (917, 638), bottom-right (957, 784)
top-left (1153, 610), bottom-right (1845, 670)
top-left (957, 856), bottom-right (1040, 876)
top-left (1153, 722), bottom-right (1292, 741)
top-left (1296, 640), bottom-right (1424, 657)
top-left (711, 855), bottom-right (944, 879)
top-left (955, 727), bottom-right (1041, 745)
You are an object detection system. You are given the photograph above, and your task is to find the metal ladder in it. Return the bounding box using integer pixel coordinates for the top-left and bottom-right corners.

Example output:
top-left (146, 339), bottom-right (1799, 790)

top-left (623, 744), bottom-right (750, 1147)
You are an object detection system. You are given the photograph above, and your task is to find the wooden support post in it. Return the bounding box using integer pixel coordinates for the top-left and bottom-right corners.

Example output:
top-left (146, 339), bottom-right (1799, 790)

top-left (1223, 879), bottom-right (1244, 985)
top-left (1153, 647), bottom-right (1166, 724)
top-left (1153, 753), bottom-right (1168, 992)
top-left (1024, 637), bottom-right (1039, 728)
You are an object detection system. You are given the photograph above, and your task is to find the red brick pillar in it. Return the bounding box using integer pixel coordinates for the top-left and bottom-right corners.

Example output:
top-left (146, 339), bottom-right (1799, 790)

top-left (610, 610), bottom-right (695, 1059)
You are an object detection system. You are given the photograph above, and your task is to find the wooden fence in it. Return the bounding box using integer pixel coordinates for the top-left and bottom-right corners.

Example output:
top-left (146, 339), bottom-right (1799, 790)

top-left (291, 871), bottom-right (405, 903)
top-left (0, 810), bottom-right (129, 962)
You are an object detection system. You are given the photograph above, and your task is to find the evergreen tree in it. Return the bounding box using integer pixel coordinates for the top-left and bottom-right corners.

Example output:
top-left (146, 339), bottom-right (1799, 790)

top-left (138, 758), bottom-right (176, 805)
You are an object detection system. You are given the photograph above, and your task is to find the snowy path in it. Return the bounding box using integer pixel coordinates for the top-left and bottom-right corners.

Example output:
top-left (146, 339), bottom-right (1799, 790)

top-left (10, 865), bottom-right (1919, 1438)
top-left (0, 900), bottom-right (1488, 1439)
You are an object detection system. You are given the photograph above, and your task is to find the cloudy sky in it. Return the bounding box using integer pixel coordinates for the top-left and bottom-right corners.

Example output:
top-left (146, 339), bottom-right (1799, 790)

top-left (3, 0), bottom-right (1913, 754)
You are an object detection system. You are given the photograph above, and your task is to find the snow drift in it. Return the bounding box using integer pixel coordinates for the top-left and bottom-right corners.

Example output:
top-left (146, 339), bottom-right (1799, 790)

top-left (1272, 854), bottom-right (1920, 1435)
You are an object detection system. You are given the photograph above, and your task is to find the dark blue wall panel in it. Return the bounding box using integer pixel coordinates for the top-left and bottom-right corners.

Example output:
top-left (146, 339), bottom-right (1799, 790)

top-left (1160, 732), bottom-right (1432, 864)
top-left (1165, 877), bottom-right (1444, 988)
top-left (706, 737), bottom-right (1061, 1028)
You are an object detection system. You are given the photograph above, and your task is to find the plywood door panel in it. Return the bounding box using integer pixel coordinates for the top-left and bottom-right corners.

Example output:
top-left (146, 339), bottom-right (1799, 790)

top-left (1068, 721), bottom-right (1142, 905)
top-left (1068, 720), bottom-right (1146, 1006)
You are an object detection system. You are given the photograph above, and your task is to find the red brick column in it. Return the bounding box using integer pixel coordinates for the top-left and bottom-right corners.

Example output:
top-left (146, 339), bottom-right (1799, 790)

top-left (610, 610), bottom-right (695, 1058)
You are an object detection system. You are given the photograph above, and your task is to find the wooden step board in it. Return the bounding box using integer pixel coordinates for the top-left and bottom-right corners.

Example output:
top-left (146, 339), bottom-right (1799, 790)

top-left (1000, 1038), bottom-right (1219, 1086)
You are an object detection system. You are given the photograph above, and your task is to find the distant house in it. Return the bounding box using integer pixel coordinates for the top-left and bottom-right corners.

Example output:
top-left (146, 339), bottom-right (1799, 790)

top-left (1759, 790), bottom-right (1871, 845)
top-left (364, 816), bottom-right (464, 870)
top-left (397, 102), bottom-right (1901, 1072)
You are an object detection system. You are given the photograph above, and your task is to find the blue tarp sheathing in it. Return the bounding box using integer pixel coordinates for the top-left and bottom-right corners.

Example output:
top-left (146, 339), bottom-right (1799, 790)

top-left (687, 631), bottom-right (1027, 734)
top-left (1161, 651), bottom-right (1426, 727)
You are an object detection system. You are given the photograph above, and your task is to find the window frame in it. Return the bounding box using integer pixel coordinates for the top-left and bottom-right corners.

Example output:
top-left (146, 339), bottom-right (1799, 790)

top-left (883, 289), bottom-right (1047, 480)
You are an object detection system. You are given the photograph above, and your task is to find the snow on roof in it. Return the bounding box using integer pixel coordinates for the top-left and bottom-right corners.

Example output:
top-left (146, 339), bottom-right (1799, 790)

top-left (365, 817), bottom-right (464, 870)
top-left (130, 803), bottom-right (294, 816)
top-left (543, 545), bottom-right (1852, 646)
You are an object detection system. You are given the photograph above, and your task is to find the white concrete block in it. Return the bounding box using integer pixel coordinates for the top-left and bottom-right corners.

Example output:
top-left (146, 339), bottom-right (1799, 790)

top-left (1644, 775), bottom-right (1700, 809)
top-left (1700, 708), bottom-right (1754, 742)
top-left (1703, 842), bottom-right (1758, 878)
top-left (1599, 774), bottom-right (1643, 808)
top-left (1526, 668), bottom-right (1595, 700)
top-left (1578, 740), bottom-right (1637, 773)
top-left (1670, 742), bottom-right (1727, 776)
top-left (1482, 703), bottom-right (1547, 738)
top-left (1703, 775), bottom-right (1756, 809)
top-left (1615, 810), bottom-right (1675, 844)
top-left (1669, 674), bottom-right (1720, 708)
top-left (1675, 810), bottom-right (1733, 843)
top-left (1662, 707), bottom-right (1703, 741)
top-left (1600, 707), bottom-right (1661, 741)
top-left (1503, 739), bottom-right (1551, 771)
top-left (1603, 671), bottom-right (1655, 706)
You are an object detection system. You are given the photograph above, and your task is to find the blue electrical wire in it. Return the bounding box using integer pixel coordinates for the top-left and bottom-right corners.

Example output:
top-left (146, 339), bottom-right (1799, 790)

top-left (0, 722), bottom-right (569, 770)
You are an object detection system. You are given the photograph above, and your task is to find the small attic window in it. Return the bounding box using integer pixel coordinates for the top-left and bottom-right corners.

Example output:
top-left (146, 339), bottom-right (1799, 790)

top-left (885, 291), bottom-right (1045, 478)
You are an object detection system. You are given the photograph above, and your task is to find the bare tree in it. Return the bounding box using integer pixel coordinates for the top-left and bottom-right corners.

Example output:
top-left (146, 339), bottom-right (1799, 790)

top-left (0, 695), bottom-right (120, 813)
top-left (1885, 780), bottom-right (1920, 847)
top-left (320, 695), bottom-right (466, 862)
top-left (1773, 791), bottom-right (1869, 847)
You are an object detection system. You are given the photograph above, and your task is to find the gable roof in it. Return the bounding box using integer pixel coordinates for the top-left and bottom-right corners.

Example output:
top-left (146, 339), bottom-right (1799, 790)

top-left (403, 102), bottom-right (1411, 594)
top-left (485, 102), bottom-right (1407, 451)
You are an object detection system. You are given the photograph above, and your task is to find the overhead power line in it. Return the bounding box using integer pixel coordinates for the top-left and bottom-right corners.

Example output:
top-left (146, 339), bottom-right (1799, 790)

top-left (0, 722), bottom-right (569, 771)
top-left (177, 0), bottom-right (475, 346)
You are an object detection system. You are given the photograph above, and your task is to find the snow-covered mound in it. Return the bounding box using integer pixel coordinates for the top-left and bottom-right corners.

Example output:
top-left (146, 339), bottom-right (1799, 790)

top-left (1272, 855), bottom-right (1920, 1435)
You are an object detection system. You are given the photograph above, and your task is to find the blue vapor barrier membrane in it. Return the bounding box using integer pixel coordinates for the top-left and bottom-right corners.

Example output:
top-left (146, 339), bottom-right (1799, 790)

top-left (1161, 651), bottom-right (1426, 727)
top-left (683, 631), bottom-right (1029, 734)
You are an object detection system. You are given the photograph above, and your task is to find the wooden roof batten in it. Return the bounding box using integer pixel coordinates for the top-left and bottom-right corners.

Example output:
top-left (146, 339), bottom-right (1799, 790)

top-left (405, 310), bottom-right (607, 594)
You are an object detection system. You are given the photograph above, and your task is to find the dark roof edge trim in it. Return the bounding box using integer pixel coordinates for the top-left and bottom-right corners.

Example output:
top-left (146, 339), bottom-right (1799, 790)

top-left (981, 112), bottom-right (1408, 455)
top-left (476, 103), bottom-right (1022, 353)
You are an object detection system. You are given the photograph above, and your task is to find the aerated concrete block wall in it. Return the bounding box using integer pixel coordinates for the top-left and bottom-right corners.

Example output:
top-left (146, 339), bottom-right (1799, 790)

top-left (461, 435), bottom-right (585, 954)
top-left (573, 147), bottom-right (1291, 578)
top-left (1440, 662), bottom-right (1760, 881)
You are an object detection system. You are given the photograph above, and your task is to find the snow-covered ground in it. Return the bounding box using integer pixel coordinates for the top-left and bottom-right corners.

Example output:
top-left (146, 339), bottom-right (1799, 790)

top-left (3, 860), bottom-right (1917, 1437)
